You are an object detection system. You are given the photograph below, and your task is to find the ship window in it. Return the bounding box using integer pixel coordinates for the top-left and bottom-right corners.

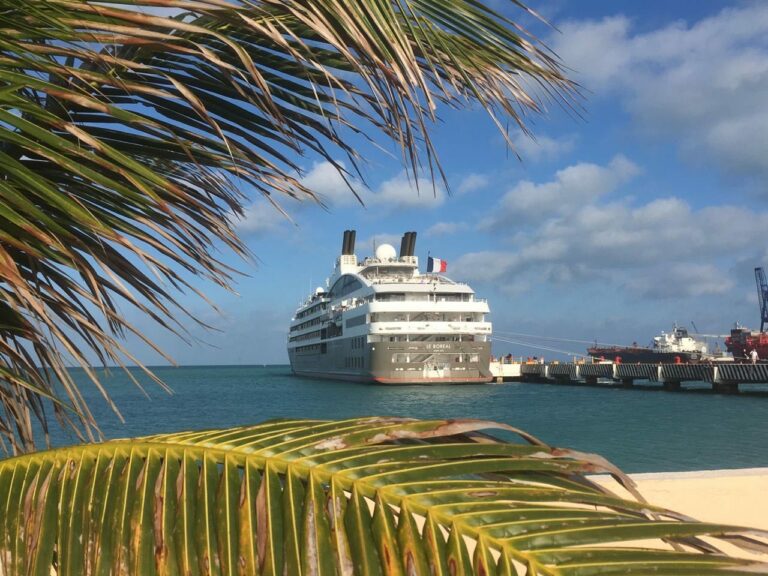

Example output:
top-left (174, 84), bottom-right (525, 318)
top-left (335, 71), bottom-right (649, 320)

top-left (376, 293), bottom-right (405, 302)
top-left (329, 275), bottom-right (363, 299)
top-left (346, 314), bottom-right (367, 328)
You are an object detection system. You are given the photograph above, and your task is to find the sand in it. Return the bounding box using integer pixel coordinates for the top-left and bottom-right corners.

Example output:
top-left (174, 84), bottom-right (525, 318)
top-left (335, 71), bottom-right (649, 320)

top-left (591, 467), bottom-right (768, 531)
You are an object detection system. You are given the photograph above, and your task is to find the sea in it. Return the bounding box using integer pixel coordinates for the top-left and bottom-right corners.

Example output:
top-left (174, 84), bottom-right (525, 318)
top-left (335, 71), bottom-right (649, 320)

top-left (48, 365), bottom-right (768, 474)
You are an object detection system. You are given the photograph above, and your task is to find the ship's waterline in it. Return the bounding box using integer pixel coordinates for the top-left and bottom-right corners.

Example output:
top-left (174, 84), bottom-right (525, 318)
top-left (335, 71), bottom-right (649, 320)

top-left (287, 230), bottom-right (493, 384)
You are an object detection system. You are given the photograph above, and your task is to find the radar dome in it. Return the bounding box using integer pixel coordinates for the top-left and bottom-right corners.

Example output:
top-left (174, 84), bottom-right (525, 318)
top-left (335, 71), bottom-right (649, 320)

top-left (375, 243), bottom-right (397, 261)
top-left (315, 286), bottom-right (324, 295)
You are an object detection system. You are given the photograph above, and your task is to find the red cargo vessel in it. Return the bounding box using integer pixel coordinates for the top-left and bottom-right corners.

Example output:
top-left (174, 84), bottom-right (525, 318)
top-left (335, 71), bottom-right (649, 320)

top-left (724, 325), bottom-right (768, 360)
top-left (725, 268), bottom-right (768, 360)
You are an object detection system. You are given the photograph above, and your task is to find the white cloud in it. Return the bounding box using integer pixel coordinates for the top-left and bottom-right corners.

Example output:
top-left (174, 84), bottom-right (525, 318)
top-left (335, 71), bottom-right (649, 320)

top-left (484, 155), bottom-right (639, 227)
top-left (552, 16), bottom-right (634, 91)
top-left (369, 172), bottom-right (445, 209)
top-left (451, 250), bottom-right (521, 283)
top-left (235, 200), bottom-right (290, 235)
top-left (457, 173), bottom-right (489, 194)
top-left (629, 264), bottom-right (734, 299)
top-left (425, 222), bottom-right (469, 236)
top-left (299, 161), bottom-right (365, 206)
top-left (552, 6), bottom-right (768, 185)
top-left (297, 162), bottom-right (445, 211)
top-left (511, 132), bottom-right (576, 162)
top-left (452, 157), bottom-right (768, 300)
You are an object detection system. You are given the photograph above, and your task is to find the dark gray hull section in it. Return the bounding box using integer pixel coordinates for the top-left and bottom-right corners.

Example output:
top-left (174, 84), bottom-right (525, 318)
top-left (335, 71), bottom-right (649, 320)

top-left (289, 338), bottom-right (492, 385)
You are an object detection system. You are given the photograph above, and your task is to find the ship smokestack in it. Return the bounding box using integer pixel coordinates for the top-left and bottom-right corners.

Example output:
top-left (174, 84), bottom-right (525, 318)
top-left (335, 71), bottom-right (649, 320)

top-left (342, 230), bottom-right (354, 255)
top-left (341, 230), bottom-right (349, 255)
top-left (399, 233), bottom-right (409, 258)
top-left (407, 231), bottom-right (417, 256)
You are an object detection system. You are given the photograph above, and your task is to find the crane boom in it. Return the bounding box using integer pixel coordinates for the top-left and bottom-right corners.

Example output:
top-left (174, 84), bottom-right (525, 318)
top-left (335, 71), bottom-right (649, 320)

top-left (755, 267), bottom-right (768, 332)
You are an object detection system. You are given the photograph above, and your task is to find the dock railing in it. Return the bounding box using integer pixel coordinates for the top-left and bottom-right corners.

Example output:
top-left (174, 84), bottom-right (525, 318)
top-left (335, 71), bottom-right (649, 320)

top-left (489, 359), bottom-right (768, 393)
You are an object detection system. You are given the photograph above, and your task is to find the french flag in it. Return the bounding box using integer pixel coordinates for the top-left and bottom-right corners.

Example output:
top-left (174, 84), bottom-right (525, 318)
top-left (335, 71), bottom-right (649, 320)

top-left (427, 256), bottom-right (447, 273)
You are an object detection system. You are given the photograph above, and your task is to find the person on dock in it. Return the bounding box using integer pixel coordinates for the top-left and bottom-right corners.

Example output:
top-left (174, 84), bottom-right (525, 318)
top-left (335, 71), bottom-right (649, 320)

top-left (750, 349), bottom-right (759, 364)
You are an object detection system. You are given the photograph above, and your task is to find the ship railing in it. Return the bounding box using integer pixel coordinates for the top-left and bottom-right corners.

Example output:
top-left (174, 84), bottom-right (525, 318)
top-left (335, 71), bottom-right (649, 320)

top-left (370, 321), bottom-right (492, 333)
top-left (368, 277), bottom-right (468, 287)
top-left (372, 295), bottom-right (480, 304)
top-left (360, 256), bottom-right (419, 265)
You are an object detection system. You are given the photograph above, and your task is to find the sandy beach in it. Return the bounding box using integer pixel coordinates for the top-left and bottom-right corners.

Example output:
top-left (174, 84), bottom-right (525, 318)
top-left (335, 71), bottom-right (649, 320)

top-left (591, 467), bottom-right (768, 531)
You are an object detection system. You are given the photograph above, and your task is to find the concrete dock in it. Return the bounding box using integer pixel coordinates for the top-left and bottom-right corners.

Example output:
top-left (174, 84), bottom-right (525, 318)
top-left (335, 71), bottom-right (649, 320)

top-left (490, 360), bottom-right (768, 393)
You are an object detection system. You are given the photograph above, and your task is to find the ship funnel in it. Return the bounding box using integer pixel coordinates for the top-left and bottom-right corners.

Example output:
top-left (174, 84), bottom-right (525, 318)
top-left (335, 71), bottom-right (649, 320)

top-left (399, 233), bottom-right (409, 258)
top-left (341, 230), bottom-right (350, 255)
top-left (348, 229), bottom-right (356, 254)
top-left (407, 231), bottom-right (417, 256)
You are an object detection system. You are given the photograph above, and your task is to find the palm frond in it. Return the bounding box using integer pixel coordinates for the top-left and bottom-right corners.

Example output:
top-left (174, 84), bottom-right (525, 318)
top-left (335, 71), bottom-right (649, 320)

top-left (0, 417), bottom-right (766, 575)
top-left (0, 0), bottom-right (575, 453)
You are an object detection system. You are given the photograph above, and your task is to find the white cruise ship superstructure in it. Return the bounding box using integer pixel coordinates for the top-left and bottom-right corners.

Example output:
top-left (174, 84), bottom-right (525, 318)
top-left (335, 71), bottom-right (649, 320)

top-left (287, 230), bottom-right (493, 384)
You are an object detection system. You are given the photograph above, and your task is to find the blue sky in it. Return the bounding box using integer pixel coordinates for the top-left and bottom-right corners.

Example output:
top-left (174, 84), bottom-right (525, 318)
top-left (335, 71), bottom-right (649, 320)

top-left (125, 1), bottom-right (768, 365)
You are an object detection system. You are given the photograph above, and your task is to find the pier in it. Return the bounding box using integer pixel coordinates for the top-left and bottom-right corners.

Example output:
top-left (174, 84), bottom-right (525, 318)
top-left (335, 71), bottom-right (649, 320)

top-left (489, 360), bottom-right (768, 393)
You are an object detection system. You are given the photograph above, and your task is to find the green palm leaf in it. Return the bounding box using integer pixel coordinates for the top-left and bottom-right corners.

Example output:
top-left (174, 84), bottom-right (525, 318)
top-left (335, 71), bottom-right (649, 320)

top-left (1, 417), bottom-right (765, 575)
top-left (0, 0), bottom-right (576, 453)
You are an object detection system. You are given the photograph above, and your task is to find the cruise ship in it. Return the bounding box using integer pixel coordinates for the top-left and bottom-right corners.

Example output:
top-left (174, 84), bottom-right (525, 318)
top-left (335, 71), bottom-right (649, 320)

top-left (287, 230), bottom-right (493, 384)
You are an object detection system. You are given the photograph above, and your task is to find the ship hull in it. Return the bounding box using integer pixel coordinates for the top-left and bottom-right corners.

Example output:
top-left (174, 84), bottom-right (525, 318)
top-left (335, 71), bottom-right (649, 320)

top-left (587, 347), bottom-right (703, 363)
top-left (289, 338), bottom-right (492, 385)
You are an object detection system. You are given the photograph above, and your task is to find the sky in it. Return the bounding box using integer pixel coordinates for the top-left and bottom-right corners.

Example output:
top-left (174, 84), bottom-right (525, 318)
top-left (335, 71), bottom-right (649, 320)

top-left (123, 0), bottom-right (768, 365)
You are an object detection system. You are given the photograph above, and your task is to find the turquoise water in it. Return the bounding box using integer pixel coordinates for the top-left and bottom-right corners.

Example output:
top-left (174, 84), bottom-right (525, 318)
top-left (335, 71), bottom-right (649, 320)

top-left (54, 365), bottom-right (768, 474)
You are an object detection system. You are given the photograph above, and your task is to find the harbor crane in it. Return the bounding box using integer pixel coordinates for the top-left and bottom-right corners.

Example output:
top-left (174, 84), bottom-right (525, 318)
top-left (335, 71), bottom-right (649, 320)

top-left (755, 267), bottom-right (768, 332)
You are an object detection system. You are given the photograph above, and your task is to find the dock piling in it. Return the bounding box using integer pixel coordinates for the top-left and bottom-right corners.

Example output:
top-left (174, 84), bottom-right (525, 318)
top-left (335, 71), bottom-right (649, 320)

top-left (712, 381), bottom-right (739, 394)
